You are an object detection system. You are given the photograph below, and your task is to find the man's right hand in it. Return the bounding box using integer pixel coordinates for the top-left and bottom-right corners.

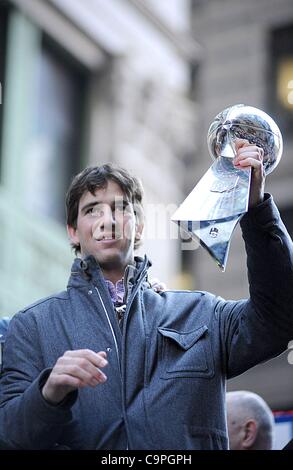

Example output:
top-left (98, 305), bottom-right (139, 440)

top-left (42, 349), bottom-right (108, 405)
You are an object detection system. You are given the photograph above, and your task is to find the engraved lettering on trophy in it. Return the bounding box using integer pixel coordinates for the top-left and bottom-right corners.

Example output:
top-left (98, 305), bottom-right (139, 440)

top-left (210, 177), bottom-right (239, 193)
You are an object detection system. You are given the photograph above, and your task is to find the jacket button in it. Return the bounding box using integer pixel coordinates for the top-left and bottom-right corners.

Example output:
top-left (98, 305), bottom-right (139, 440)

top-left (88, 290), bottom-right (93, 295)
top-left (106, 347), bottom-right (112, 352)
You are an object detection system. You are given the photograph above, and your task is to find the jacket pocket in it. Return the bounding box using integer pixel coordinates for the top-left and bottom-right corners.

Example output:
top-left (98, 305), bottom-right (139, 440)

top-left (158, 325), bottom-right (214, 379)
top-left (183, 425), bottom-right (228, 450)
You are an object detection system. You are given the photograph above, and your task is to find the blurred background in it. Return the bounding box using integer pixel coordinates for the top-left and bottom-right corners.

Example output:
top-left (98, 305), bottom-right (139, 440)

top-left (0, 0), bottom-right (293, 447)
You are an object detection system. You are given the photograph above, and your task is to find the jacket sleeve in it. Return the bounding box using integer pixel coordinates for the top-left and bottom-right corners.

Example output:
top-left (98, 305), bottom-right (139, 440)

top-left (216, 194), bottom-right (293, 379)
top-left (0, 312), bottom-right (77, 449)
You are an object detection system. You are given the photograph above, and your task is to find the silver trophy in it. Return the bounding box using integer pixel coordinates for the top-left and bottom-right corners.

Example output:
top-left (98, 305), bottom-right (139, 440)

top-left (172, 104), bottom-right (283, 271)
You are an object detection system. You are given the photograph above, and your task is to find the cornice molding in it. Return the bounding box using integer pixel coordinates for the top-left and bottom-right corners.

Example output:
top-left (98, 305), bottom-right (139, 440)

top-left (127, 0), bottom-right (202, 63)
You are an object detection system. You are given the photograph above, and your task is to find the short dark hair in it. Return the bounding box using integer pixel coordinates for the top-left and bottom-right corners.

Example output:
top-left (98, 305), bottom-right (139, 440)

top-left (66, 163), bottom-right (144, 254)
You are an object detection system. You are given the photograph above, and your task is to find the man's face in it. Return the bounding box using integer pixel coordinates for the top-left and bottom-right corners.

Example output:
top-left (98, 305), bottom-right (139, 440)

top-left (67, 180), bottom-right (143, 271)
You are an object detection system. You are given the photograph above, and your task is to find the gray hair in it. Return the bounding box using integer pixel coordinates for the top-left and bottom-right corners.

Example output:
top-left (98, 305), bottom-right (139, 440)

top-left (226, 390), bottom-right (274, 450)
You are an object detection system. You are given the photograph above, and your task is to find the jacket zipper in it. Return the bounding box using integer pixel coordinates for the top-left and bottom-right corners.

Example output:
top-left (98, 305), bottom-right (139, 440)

top-left (95, 285), bottom-right (130, 448)
top-left (122, 268), bottom-right (148, 333)
top-left (95, 263), bottom-right (148, 450)
top-left (95, 287), bottom-right (121, 376)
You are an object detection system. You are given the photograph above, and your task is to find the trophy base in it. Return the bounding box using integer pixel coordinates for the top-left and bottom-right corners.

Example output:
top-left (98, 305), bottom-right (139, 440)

top-left (179, 215), bottom-right (243, 271)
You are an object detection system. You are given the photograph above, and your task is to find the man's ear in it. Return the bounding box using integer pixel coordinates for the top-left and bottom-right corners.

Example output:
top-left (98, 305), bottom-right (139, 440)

top-left (67, 224), bottom-right (80, 245)
top-left (242, 420), bottom-right (257, 449)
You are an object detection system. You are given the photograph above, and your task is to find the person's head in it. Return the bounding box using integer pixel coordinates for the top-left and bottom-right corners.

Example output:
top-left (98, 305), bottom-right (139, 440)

top-left (226, 391), bottom-right (274, 450)
top-left (66, 164), bottom-right (144, 275)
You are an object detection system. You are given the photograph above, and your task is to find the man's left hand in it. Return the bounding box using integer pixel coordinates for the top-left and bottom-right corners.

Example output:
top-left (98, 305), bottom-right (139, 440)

top-left (150, 278), bottom-right (167, 293)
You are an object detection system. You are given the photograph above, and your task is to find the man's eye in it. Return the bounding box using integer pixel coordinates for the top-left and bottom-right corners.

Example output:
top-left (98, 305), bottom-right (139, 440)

top-left (86, 206), bottom-right (104, 216)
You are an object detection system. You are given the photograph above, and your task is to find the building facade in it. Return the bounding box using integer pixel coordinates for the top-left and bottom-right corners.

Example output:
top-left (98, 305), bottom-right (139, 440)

top-left (0, 0), bottom-right (199, 315)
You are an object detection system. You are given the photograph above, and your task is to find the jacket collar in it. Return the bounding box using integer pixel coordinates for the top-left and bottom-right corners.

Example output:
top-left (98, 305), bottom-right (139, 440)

top-left (67, 254), bottom-right (152, 289)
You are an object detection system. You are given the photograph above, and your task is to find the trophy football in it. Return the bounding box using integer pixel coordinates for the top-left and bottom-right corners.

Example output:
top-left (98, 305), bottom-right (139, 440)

top-left (172, 104), bottom-right (283, 271)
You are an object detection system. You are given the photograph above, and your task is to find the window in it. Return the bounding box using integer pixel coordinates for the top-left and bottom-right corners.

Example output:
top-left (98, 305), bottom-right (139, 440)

top-left (269, 24), bottom-right (293, 138)
top-left (0, 1), bottom-right (10, 181)
top-left (26, 37), bottom-right (88, 223)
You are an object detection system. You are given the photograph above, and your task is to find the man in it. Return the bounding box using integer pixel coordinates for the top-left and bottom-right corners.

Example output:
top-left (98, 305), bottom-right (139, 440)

top-left (0, 140), bottom-right (293, 449)
top-left (226, 391), bottom-right (274, 450)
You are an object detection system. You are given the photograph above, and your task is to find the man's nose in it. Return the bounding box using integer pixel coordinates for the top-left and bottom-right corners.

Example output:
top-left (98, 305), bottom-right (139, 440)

top-left (101, 206), bottom-right (116, 230)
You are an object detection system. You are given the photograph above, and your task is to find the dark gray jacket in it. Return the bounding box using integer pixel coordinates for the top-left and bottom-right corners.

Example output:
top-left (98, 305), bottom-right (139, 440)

top-left (0, 195), bottom-right (293, 450)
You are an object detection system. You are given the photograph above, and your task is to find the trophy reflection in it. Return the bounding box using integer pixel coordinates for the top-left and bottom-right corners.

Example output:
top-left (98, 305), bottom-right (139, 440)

top-left (172, 104), bottom-right (283, 271)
